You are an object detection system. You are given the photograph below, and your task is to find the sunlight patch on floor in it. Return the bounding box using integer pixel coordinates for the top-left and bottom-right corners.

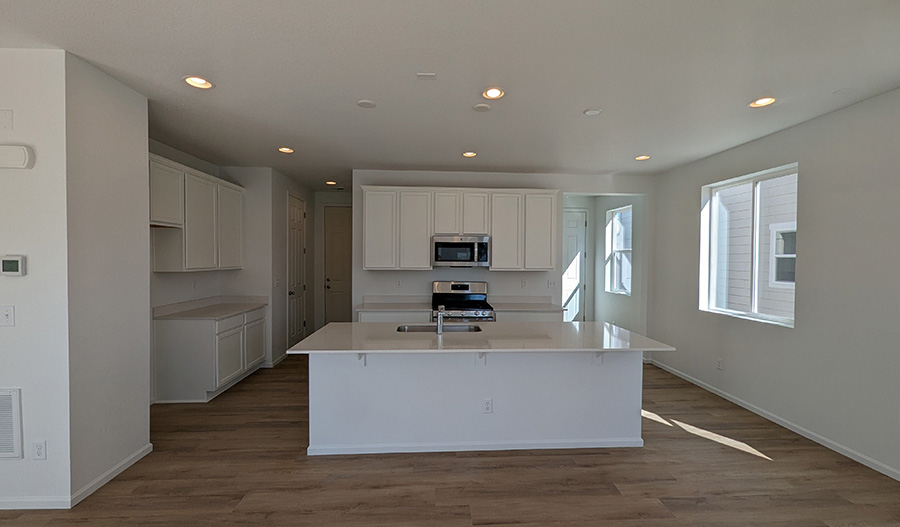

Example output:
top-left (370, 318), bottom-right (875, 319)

top-left (670, 418), bottom-right (773, 461)
top-left (641, 409), bottom-right (673, 427)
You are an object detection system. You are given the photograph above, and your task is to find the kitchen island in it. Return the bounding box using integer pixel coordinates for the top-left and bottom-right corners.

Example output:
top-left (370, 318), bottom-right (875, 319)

top-left (288, 322), bottom-right (674, 456)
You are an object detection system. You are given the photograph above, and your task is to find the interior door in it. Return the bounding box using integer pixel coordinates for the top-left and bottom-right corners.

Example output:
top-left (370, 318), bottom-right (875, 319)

top-left (324, 206), bottom-right (353, 323)
top-left (562, 211), bottom-right (587, 322)
top-left (288, 195), bottom-right (306, 346)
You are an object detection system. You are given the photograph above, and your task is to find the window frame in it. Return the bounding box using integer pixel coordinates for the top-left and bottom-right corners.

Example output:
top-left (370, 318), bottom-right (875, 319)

top-left (699, 163), bottom-right (797, 327)
top-left (768, 222), bottom-right (797, 289)
top-left (605, 205), bottom-right (633, 296)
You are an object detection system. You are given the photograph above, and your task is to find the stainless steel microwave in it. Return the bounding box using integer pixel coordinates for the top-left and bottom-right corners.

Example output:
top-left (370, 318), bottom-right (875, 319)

top-left (432, 235), bottom-right (490, 267)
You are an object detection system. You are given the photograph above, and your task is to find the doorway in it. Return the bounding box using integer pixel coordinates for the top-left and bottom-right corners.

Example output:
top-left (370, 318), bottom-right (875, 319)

top-left (562, 210), bottom-right (588, 321)
top-left (324, 206), bottom-right (352, 323)
top-left (287, 194), bottom-right (307, 347)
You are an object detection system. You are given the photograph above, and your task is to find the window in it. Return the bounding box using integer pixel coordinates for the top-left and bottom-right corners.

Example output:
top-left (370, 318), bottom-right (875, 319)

top-left (700, 163), bottom-right (797, 326)
top-left (769, 222), bottom-right (796, 287)
top-left (605, 205), bottom-right (632, 295)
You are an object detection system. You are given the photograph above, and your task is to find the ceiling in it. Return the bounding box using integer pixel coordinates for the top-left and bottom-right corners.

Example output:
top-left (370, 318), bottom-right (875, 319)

top-left (2, 1), bottom-right (900, 189)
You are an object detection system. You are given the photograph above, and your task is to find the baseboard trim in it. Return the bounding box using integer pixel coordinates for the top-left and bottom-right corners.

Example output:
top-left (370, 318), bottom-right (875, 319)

top-left (649, 359), bottom-right (900, 482)
top-left (308, 437), bottom-right (643, 456)
top-left (70, 443), bottom-right (154, 507)
top-left (0, 495), bottom-right (72, 510)
top-left (0, 443), bottom-right (153, 510)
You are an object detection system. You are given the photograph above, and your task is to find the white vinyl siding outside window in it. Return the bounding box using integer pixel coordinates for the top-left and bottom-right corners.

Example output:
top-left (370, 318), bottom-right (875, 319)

top-left (700, 163), bottom-right (797, 326)
top-left (605, 205), bottom-right (632, 295)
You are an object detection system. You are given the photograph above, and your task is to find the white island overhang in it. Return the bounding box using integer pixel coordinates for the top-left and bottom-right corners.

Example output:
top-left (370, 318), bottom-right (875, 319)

top-left (289, 322), bottom-right (674, 456)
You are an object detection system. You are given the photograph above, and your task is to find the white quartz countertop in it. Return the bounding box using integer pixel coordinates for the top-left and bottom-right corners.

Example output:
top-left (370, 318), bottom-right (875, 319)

top-left (154, 302), bottom-right (267, 321)
top-left (288, 321), bottom-right (675, 354)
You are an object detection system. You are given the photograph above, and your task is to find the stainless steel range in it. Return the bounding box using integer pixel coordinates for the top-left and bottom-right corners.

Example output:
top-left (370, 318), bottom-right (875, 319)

top-left (431, 281), bottom-right (495, 322)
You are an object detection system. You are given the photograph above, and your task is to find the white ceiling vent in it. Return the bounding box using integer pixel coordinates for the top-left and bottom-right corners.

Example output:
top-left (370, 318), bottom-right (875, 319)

top-left (0, 389), bottom-right (23, 459)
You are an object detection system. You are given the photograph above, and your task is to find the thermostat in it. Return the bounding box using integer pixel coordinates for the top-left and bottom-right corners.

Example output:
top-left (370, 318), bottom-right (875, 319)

top-left (1, 255), bottom-right (25, 276)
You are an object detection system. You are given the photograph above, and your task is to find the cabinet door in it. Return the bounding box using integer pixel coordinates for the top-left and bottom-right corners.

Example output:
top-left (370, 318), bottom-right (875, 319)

top-left (433, 191), bottom-right (461, 234)
top-left (244, 318), bottom-right (265, 369)
top-left (363, 189), bottom-right (398, 269)
top-left (149, 161), bottom-right (184, 226)
top-left (217, 185), bottom-right (243, 269)
top-left (184, 174), bottom-right (218, 270)
top-left (490, 193), bottom-right (524, 269)
top-left (399, 190), bottom-right (432, 269)
top-left (215, 327), bottom-right (244, 387)
top-left (524, 193), bottom-right (556, 269)
top-left (462, 192), bottom-right (490, 234)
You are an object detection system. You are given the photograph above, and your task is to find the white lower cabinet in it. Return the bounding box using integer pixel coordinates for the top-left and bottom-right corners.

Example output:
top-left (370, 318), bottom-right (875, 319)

top-left (155, 307), bottom-right (267, 402)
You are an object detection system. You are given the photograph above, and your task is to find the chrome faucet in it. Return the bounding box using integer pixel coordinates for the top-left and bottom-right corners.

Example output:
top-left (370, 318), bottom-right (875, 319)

top-left (436, 305), bottom-right (445, 335)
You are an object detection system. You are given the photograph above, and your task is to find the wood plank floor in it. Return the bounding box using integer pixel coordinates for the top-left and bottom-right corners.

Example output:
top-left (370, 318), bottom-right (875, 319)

top-left (3, 355), bottom-right (899, 526)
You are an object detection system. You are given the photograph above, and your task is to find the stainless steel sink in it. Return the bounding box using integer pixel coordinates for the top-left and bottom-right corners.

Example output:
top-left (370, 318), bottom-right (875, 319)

top-left (397, 324), bottom-right (482, 333)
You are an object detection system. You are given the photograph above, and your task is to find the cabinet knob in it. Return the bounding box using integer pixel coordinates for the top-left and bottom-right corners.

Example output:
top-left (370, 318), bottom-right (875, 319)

top-left (326, 285), bottom-right (331, 289)
top-left (326, 277), bottom-right (332, 282)
top-left (288, 291), bottom-right (296, 296)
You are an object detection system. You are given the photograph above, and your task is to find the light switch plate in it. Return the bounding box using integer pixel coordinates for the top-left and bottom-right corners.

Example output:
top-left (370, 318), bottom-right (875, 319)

top-left (0, 306), bottom-right (14, 327)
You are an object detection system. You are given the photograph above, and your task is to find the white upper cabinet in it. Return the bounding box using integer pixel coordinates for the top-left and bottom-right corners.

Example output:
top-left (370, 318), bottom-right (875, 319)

top-left (362, 188), bottom-right (399, 269)
top-left (524, 192), bottom-right (556, 270)
top-left (461, 192), bottom-right (490, 234)
top-left (149, 159), bottom-right (184, 226)
top-left (151, 155), bottom-right (244, 272)
top-left (363, 187), bottom-right (433, 270)
top-left (489, 193), bottom-right (524, 270)
top-left (362, 185), bottom-right (557, 272)
top-left (398, 190), bottom-right (433, 269)
top-left (433, 190), bottom-right (490, 235)
top-left (433, 191), bottom-right (461, 234)
top-left (184, 173), bottom-right (218, 270)
top-left (217, 185), bottom-right (243, 269)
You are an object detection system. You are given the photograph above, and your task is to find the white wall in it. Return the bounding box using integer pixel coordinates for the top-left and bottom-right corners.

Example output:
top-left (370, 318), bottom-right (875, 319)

top-left (649, 87), bottom-right (900, 480)
top-left (351, 170), bottom-right (657, 315)
top-left (0, 49), bottom-right (72, 508)
top-left (64, 53), bottom-right (151, 502)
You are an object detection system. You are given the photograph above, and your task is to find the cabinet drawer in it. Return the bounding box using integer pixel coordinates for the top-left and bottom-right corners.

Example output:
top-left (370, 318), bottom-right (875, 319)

top-left (216, 314), bottom-right (243, 333)
top-left (244, 308), bottom-right (266, 324)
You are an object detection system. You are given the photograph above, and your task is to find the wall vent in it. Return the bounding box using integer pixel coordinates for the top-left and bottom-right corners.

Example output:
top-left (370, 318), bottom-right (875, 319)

top-left (0, 389), bottom-right (23, 459)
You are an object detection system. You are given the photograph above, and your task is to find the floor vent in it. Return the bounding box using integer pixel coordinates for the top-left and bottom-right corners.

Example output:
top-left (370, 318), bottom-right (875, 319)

top-left (0, 389), bottom-right (22, 458)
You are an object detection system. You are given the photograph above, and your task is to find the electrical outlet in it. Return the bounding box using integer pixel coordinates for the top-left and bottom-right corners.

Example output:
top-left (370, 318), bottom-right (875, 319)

top-left (482, 398), bottom-right (493, 414)
top-left (548, 279), bottom-right (557, 288)
top-left (0, 306), bottom-right (13, 327)
top-left (396, 279), bottom-right (402, 287)
top-left (33, 440), bottom-right (47, 460)
top-left (716, 358), bottom-right (723, 371)
top-left (521, 279), bottom-right (527, 289)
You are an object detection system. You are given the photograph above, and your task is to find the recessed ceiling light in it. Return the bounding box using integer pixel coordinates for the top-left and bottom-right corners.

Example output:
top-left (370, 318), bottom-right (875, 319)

top-left (473, 103), bottom-right (492, 112)
top-left (278, 147), bottom-right (294, 154)
top-left (748, 97), bottom-right (776, 108)
top-left (462, 151), bottom-right (477, 158)
top-left (183, 76), bottom-right (214, 89)
top-left (482, 87), bottom-right (504, 100)
top-left (583, 108), bottom-right (602, 116)
top-left (326, 181), bottom-right (337, 185)
top-left (635, 155), bottom-right (651, 161)
top-left (357, 99), bottom-right (376, 108)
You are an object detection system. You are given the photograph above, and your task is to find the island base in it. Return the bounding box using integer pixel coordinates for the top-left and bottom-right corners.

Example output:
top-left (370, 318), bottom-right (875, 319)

top-left (307, 350), bottom-right (644, 456)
